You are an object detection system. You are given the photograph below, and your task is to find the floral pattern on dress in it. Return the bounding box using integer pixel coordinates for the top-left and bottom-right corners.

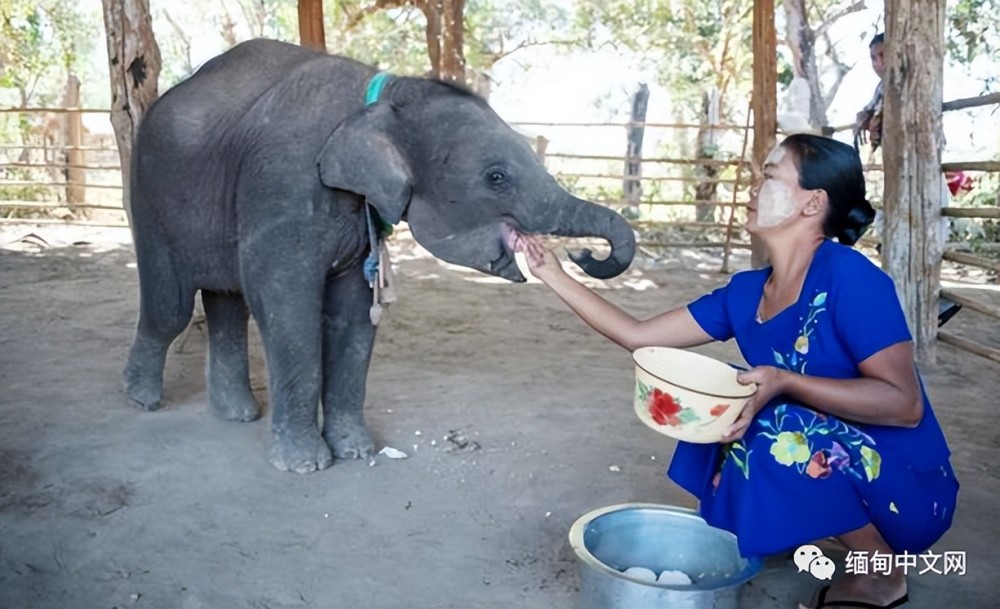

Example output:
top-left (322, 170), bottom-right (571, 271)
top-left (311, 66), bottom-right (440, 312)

top-left (715, 289), bottom-right (883, 487)
top-left (772, 291), bottom-right (827, 374)
top-left (757, 404), bottom-right (881, 482)
top-left (719, 404), bottom-right (882, 486)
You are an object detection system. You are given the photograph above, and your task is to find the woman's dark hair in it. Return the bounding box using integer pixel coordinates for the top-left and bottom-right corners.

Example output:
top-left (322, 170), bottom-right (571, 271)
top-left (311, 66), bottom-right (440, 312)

top-left (870, 33), bottom-right (885, 47)
top-left (780, 133), bottom-right (876, 246)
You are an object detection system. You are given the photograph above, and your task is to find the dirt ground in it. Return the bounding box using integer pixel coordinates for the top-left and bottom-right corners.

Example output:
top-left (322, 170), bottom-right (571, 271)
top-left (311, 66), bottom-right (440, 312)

top-left (1, 224), bottom-right (997, 609)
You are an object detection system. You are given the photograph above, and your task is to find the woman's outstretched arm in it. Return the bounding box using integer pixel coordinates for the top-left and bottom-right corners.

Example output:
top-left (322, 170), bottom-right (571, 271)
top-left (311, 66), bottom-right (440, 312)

top-left (516, 235), bottom-right (714, 352)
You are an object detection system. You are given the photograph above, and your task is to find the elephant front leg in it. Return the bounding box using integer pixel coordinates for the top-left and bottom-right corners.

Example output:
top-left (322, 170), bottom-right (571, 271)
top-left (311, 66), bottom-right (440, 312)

top-left (321, 267), bottom-right (377, 460)
top-left (244, 278), bottom-right (332, 474)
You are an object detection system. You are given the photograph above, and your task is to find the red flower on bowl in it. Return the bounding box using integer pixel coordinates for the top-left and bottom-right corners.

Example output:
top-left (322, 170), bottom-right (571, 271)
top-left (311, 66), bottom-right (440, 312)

top-left (648, 389), bottom-right (682, 426)
top-left (709, 404), bottom-right (730, 417)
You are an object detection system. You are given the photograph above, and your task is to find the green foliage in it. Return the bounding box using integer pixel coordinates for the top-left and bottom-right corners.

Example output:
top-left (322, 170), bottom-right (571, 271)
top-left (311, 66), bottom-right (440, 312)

top-left (464, 0), bottom-right (574, 69)
top-left (325, 1), bottom-right (430, 75)
top-left (0, 0), bottom-right (98, 106)
top-left (573, 0), bottom-right (753, 123)
top-left (947, 0), bottom-right (1000, 64)
top-left (325, 0), bottom-right (579, 79)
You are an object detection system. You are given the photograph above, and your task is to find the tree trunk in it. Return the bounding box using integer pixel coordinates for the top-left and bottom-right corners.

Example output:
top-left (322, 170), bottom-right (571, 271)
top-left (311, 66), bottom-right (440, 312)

top-left (882, 0), bottom-right (946, 365)
top-left (695, 89), bottom-right (720, 223)
top-left (102, 0), bottom-right (162, 228)
top-left (439, 0), bottom-right (465, 82)
top-left (783, 0), bottom-right (829, 128)
top-left (297, 0), bottom-right (326, 52)
top-left (418, 0), bottom-right (443, 78)
top-left (752, 0), bottom-right (778, 268)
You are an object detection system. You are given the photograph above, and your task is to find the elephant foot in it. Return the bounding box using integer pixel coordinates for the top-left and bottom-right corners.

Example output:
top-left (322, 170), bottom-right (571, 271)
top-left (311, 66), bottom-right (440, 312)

top-left (269, 428), bottom-right (333, 474)
top-left (209, 387), bottom-right (261, 422)
top-left (323, 414), bottom-right (375, 460)
top-left (123, 363), bottom-right (163, 411)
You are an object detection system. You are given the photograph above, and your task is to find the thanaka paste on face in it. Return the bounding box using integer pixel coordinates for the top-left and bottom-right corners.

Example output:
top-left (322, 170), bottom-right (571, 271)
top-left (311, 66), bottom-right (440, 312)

top-left (756, 145), bottom-right (796, 228)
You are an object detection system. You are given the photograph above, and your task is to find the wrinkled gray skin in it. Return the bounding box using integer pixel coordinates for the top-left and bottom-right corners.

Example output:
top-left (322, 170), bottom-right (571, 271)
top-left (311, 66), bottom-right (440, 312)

top-left (125, 39), bottom-right (635, 474)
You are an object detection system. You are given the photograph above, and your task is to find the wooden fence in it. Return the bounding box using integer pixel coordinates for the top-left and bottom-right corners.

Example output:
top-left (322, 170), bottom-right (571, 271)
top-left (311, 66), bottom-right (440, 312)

top-left (1, 103), bottom-right (997, 361)
top-left (0, 106), bottom-right (125, 226)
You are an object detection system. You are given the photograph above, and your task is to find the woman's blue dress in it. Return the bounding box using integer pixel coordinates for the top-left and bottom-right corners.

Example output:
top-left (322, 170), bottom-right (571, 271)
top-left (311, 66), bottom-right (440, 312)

top-left (669, 239), bottom-right (958, 558)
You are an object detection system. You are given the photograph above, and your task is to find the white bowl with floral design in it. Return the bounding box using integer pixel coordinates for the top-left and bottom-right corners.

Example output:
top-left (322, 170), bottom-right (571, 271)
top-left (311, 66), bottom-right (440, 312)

top-left (633, 347), bottom-right (757, 444)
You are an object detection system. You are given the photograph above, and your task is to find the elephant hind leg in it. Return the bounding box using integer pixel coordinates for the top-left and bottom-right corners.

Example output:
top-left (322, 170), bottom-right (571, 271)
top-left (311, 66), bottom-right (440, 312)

top-left (124, 251), bottom-right (195, 411)
top-left (202, 290), bottom-right (260, 422)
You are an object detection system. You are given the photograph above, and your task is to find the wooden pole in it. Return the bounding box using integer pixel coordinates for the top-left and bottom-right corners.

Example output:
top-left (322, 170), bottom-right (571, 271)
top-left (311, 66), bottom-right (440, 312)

top-left (751, 0), bottom-right (778, 268)
top-left (624, 84), bottom-right (649, 215)
top-left (883, 0), bottom-right (946, 365)
top-left (722, 103), bottom-right (754, 274)
top-left (297, 0), bottom-right (326, 52)
top-left (64, 75), bottom-right (87, 217)
top-left (695, 88), bottom-right (721, 222)
top-left (101, 0), bottom-right (162, 229)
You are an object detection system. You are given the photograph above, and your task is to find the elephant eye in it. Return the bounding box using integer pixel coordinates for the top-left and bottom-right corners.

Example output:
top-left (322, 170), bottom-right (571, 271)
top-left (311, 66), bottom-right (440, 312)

top-left (485, 168), bottom-right (508, 186)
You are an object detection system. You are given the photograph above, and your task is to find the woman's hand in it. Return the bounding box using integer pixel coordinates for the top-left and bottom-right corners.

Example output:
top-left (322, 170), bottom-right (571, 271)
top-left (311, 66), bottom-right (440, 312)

top-left (513, 234), bottom-right (565, 284)
top-left (722, 366), bottom-right (790, 442)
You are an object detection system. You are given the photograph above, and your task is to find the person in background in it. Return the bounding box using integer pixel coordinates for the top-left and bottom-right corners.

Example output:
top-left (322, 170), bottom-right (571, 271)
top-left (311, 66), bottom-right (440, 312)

top-left (852, 31), bottom-right (964, 326)
top-left (516, 134), bottom-right (957, 609)
top-left (854, 33), bottom-right (885, 152)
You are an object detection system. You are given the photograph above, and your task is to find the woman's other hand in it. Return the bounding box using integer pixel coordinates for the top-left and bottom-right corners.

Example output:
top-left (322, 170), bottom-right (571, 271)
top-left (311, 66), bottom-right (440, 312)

top-left (722, 366), bottom-right (790, 442)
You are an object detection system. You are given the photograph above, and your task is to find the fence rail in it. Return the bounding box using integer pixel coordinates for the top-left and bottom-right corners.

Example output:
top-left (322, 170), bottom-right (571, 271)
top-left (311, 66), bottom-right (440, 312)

top-left (1, 102), bottom-right (998, 363)
top-left (939, 289), bottom-right (1000, 320)
top-left (938, 330), bottom-right (1000, 364)
top-left (941, 207), bottom-right (1000, 219)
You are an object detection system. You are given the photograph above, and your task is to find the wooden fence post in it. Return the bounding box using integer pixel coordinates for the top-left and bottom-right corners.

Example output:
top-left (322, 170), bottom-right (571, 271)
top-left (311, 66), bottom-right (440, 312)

top-left (624, 84), bottom-right (649, 216)
top-left (64, 75), bottom-right (87, 217)
top-left (695, 88), bottom-right (721, 222)
top-left (534, 135), bottom-right (548, 164)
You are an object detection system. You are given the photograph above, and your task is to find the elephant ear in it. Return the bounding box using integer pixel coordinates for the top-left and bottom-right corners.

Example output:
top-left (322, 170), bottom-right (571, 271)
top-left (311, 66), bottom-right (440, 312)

top-left (317, 105), bottom-right (412, 225)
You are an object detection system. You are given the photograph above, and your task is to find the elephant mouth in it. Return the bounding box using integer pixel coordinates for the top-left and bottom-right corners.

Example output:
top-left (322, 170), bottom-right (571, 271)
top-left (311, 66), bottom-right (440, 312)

top-left (492, 220), bottom-right (526, 282)
top-left (500, 221), bottom-right (521, 251)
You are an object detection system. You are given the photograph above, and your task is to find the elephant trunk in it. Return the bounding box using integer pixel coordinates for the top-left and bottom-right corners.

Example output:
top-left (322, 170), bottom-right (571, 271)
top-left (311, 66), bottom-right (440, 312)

top-left (536, 195), bottom-right (636, 279)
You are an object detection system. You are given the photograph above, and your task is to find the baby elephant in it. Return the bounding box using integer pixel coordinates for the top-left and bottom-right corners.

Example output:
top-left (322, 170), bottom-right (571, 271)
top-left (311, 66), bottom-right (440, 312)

top-left (124, 39), bottom-right (635, 473)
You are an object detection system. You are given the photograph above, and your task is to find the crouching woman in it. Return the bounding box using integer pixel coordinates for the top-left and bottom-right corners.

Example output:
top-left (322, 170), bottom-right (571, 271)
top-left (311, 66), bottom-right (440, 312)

top-left (516, 134), bottom-right (958, 609)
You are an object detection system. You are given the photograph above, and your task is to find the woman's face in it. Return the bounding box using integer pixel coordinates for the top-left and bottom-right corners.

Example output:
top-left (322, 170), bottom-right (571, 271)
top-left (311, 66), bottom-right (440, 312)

top-left (747, 145), bottom-right (811, 234)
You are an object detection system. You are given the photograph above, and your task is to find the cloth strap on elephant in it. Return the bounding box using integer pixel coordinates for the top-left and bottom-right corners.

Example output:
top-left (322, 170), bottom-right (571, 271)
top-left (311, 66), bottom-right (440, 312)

top-left (365, 71), bottom-right (393, 105)
top-left (363, 204), bottom-right (397, 326)
top-left (362, 71), bottom-right (399, 326)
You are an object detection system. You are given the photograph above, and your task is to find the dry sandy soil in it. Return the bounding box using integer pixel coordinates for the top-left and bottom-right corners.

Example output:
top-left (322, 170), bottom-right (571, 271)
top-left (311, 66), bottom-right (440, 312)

top-left (0, 224), bottom-right (997, 609)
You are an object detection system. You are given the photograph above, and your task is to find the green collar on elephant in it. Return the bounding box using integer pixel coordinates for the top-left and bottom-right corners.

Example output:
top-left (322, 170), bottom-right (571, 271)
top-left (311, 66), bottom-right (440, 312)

top-left (369, 206), bottom-right (394, 238)
top-left (363, 71), bottom-right (398, 236)
top-left (365, 72), bottom-right (394, 106)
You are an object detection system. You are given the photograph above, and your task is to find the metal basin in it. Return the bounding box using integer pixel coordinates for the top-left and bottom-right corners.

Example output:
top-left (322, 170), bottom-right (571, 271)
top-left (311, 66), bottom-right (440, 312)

top-left (569, 503), bottom-right (762, 609)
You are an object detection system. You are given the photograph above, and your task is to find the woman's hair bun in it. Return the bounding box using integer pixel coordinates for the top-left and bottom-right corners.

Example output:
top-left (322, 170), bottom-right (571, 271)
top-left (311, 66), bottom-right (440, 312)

top-left (833, 198), bottom-right (876, 246)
